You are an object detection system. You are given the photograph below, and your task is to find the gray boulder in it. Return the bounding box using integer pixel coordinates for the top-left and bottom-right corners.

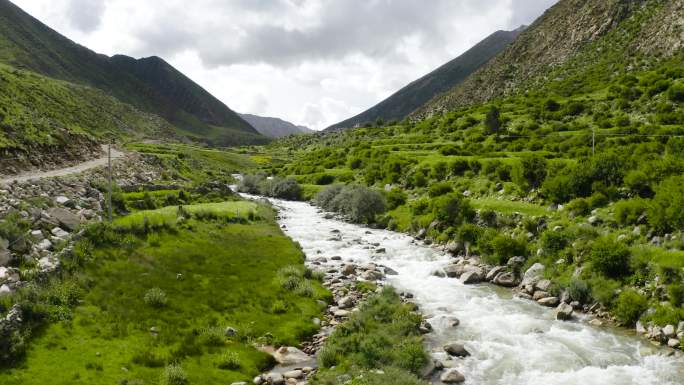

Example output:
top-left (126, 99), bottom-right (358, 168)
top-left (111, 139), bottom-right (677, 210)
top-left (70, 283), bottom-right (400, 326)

top-left (538, 297), bottom-right (560, 307)
top-left (440, 369), bottom-right (466, 383)
top-left (521, 263), bottom-right (545, 287)
top-left (493, 272), bottom-right (518, 287)
top-left (461, 269), bottom-right (482, 284)
top-left (555, 303), bottom-right (574, 321)
top-left (47, 208), bottom-right (81, 231)
top-left (444, 343), bottom-right (470, 357)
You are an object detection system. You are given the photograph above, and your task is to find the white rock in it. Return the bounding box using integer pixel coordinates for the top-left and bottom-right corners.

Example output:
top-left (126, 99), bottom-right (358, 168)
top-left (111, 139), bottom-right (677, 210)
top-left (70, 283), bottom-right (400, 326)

top-left (0, 284), bottom-right (11, 294)
top-left (55, 196), bottom-right (71, 205)
top-left (36, 239), bottom-right (52, 251)
top-left (440, 369), bottom-right (466, 383)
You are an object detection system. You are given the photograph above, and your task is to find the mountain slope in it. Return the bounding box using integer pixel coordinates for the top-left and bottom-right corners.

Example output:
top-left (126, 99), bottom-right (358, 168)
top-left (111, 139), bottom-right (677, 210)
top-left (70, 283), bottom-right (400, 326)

top-left (415, 0), bottom-right (684, 118)
top-left (239, 114), bottom-right (313, 138)
top-left (326, 28), bottom-right (523, 131)
top-left (0, 0), bottom-right (261, 145)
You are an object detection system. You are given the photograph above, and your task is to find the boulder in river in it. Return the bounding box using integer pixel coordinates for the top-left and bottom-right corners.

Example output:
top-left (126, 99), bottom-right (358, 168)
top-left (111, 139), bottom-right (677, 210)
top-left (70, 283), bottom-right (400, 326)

top-left (460, 269), bottom-right (483, 284)
top-left (485, 266), bottom-right (506, 281)
top-left (444, 343), bottom-right (470, 357)
top-left (555, 303), bottom-right (574, 321)
top-left (493, 272), bottom-right (518, 287)
top-left (440, 369), bottom-right (466, 383)
top-left (537, 297), bottom-right (560, 307)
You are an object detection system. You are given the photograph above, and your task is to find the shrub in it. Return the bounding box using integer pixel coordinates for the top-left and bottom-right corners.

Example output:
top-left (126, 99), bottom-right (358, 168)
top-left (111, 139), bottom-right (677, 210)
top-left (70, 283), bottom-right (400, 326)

top-left (428, 182), bottom-right (452, 197)
top-left (277, 265), bottom-right (305, 290)
top-left (567, 279), bottom-right (591, 304)
top-left (540, 230), bottom-right (570, 256)
top-left (143, 288), bottom-right (168, 308)
top-left (294, 280), bottom-right (315, 298)
top-left (565, 198), bottom-right (591, 217)
top-left (199, 326), bottom-right (225, 346)
top-left (485, 233), bottom-right (527, 265)
top-left (315, 185), bottom-right (386, 224)
top-left (649, 176), bottom-right (684, 233)
top-left (613, 289), bottom-right (648, 326)
top-left (316, 174), bottom-right (336, 185)
top-left (513, 155), bottom-right (547, 190)
top-left (217, 352), bottom-right (241, 370)
top-left (237, 174), bottom-right (263, 194)
top-left (385, 188), bottom-right (407, 210)
top-left (161, 364), bottom-right (188, 385)
top-left (431, 193), bottom-right (474, 227)
top-left (613, 199), bottom-right (648, 226)
top-left (589, 237), bottom-right (631, 278)
top-left (589, 278), bottom-right (621, 306)
top-left (484, 106), bottom-right (501, 134)
top-left (265, 177), bottom-right (302, 200)
top-left (642, 305), bottom-right (684, 327)
top-left (668, 284), bottom-right (684, 307)
top-left (449, 159), bottom-right (469, 176)
top-left (624, 170), bottom-right (653, 197)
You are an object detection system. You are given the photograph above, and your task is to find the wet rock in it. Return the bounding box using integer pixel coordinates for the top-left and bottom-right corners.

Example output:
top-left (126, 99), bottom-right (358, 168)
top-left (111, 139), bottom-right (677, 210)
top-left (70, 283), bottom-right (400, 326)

top-left (537, 297), bottom-right (560, 307)
top-left (532, 291), bottom-right (551, 301)
top-left (341, 264), bottom-right (356, 276)
top-left (663, 324), bottom-right (676, 338)
top-left (485, 266), bottom-right (506, 281)
top-left (521, 263), bottom-right (545, 287)
top-left (432, 270), bottom-right (446, 278)
top-left (667, 339), bottom-right (680, 349)
top-left (555, 303), bottom-right (574, 321)
top-left (337, 296), bottom-right (354, 309)
top-left (535, 279), bottom-right (552, 292)
top-left (444, 264), bottom-right (466, 278)
top-left (444, 343), bottom-right (470, 357)
top-left (636, 321), bottom-right (647, 334)
top-left (264, 372), bottom-right (284, 385)
top-left (440, 369), bottom-right (466, 383)
top-left (493, 272), bottom-right (518, 287)
top-left (283, 370), bottom-right (303, 379)
top-left (360, 270), bottom-right (383, 281)
top-left (383, 266), bottom-right (399, 276)
top-left (273, 346), bottom-right (311, 366)
top-left (460, 269), bottom-right (482, 284)
top-left (445, 242), bottom-right (463, 255)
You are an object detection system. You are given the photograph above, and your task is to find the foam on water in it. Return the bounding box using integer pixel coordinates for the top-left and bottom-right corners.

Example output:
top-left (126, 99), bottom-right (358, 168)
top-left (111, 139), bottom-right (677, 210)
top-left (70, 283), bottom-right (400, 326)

top-left (267, 197), bottom-right (684, 385)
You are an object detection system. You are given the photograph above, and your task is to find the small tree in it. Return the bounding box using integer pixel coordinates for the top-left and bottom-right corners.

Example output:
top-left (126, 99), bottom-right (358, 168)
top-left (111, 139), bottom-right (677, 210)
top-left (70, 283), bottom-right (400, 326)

top-left (590, 237), bottom-right (631, 278)
top-left (484, 106), bottom-right (501, 135)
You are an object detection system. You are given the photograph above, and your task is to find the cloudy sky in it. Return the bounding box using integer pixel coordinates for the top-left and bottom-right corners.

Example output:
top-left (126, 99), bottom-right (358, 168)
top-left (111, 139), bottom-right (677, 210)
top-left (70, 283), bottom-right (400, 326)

top-left (13, 0), bottom-right (557, 130)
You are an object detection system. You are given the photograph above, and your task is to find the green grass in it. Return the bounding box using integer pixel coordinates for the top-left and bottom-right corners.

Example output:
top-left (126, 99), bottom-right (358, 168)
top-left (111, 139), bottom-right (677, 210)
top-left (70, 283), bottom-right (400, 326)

top-left (470, 198), bottom-right (549, 217)
top-left (0, 201), bottom-right (326, 384)
top-left (113, 201), bottom-right (257, 231)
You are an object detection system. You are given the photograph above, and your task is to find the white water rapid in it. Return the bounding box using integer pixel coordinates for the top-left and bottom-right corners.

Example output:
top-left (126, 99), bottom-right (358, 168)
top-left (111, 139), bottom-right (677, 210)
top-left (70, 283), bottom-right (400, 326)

top-left (261, 196), bottom-right (684, 385)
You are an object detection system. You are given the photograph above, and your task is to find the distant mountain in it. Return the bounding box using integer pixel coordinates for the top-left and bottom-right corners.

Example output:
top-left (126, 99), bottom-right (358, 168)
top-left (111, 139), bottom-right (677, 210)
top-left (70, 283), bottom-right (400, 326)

top-left (414, 0), bottom-right (684, 118)
top-left (326, 28), bottom-right (524, 131)
top-left (0, 0), bottom-right (263, 147)
top-left (239, 114), bottom-right (314, 138)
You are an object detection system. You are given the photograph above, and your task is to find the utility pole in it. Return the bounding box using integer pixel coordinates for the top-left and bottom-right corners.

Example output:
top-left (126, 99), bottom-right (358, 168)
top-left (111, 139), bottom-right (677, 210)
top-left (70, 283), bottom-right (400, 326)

top-left (107, 143), bottom-right (113, 223)
top-left (592, 128), bottom-right (595, 156)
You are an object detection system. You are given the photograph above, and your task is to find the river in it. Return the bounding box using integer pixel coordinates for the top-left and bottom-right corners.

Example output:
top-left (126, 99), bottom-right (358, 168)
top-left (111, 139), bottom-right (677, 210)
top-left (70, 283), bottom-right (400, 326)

top-left (262, 197), bottom-right (684, 385)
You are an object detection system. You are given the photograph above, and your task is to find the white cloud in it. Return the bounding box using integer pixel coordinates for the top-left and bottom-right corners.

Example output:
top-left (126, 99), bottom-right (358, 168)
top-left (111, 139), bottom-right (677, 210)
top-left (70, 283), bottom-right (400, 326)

top-left (10, 0), bottom-right (558, 129)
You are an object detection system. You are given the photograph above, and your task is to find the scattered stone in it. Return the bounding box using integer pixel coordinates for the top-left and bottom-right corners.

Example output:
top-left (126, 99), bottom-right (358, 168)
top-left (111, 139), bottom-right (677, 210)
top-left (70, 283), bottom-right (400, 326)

top-left (460, 269), bottom-right (482, 284)
top-left (535, 279), bottom-right (552, 292)
top-left (224, 327), bottom-right (237, 337)
top-left (283, 370), bottom-right (303, 379)
top-left (440, 369), bottom-right (466, 383)
top-left (493, 272), bottom-right (518, 287)
top-left (537, 297), bottom-right (560, 307)
top-left (272, 346), bottom-right (311, 365)
top-left (47, 207), bottom-right (81, 231)
top-left (588, 319), bottom-right (604, 327)
top-left (663, 324), bottom-right (676, 338)
top-left (667, 339), bottom-right (680, 349)
top-left (521, 263), bottom-right (545, 287)
top-left (55, 196), bottom-right (71, 205)
top-left (264, 372), bottom-right (284, 385)
top-left (444, 343), bottom-right (470, 357)
top-left (555, 303), bottom-right (574, 321)
top-left (485, 266), bottom-right (506, 281)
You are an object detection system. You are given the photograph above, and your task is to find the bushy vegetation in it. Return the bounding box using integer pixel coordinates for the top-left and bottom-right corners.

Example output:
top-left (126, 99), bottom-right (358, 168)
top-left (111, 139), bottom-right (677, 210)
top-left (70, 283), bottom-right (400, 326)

top-left (315, 185), bottom-right (386, 224)
top-left (314, 288), bottom-right (427, 385)
top-left (238, 174), bottom-right (302, 200)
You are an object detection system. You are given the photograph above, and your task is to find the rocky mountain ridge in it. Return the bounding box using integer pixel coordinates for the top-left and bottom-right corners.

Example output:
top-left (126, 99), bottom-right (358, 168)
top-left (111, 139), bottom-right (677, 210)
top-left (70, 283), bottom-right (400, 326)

top-left (327, 27), bottom-right (524, 131)
top-left (239, 114), bottom-right (313, 138)
top-left (414, 0), bottom-right (684, 118)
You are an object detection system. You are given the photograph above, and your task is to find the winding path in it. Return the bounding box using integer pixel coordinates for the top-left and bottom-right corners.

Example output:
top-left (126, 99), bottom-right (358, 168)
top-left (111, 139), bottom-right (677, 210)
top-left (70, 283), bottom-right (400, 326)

top-left (0, 145), bottom-right (125, 186)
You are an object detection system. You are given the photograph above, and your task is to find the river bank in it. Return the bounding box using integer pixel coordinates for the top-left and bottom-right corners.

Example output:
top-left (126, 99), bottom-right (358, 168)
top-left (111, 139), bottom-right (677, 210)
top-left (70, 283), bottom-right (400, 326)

top-left (266, 197), bottom-right (684, 385)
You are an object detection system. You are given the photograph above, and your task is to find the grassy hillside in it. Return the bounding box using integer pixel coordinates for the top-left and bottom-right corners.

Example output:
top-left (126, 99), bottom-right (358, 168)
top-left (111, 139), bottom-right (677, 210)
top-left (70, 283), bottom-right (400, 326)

top-left (0, 0), bottom-right (262, 146)
top-left (327, 28), bottom-right (523, 131)
top-left (0, 63), bottom-right (177, 152)
top-left (264, 52), bottom-right (684, 329)
top-left (415, 0), bottom-right (684, 118)
top-left (0, 199), bottom-right (328, 384)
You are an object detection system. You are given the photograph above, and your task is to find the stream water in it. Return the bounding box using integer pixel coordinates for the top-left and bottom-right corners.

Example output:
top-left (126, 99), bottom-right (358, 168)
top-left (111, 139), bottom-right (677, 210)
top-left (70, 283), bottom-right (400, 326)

top-left (260, 196), bottom-right (683, 384)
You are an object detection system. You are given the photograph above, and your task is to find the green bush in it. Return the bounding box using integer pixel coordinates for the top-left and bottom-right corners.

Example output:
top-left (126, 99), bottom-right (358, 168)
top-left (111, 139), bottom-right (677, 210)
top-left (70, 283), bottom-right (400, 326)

top-left (143, 288), bottom-right (168, 308)
top-left (613, 199), bottom-right (648, 226)
top-left (428, 182), bottom-right (452, 197)
top-left (217, 352), bottom-right (241, 370)
top-left (484, 233), bottom-right (527, 265)
top-left (648, 176), bottom-right (684, 233)
top-left (317, 288), bottom-right (427, 375)
top-left (199, 326), bottom-right (225, 346)
top-left (315, 185), bottom-right (386, 223)
top-left (668, 284), bottom-right (684, 307)
top-left (567, 279), bottom-right (591, 304)
top-left (431, 193), bottom-right (474, 227)
top-left (161, 364), bottom-right (189, 385)
top-left (589, 237), bottom-right (631, 278)
top-left (386, 188), bottom-right (407, 210)
top-left (642, 305), bottom-right (684, 327)
top-left (540, 230), bottom-right (570, 256)
top-left (613, 289), bottom-right (648, 326)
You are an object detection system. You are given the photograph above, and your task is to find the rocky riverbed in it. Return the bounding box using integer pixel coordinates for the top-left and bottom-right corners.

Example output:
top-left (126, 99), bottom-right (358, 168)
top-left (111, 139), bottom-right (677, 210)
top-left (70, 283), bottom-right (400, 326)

top-left (258, 197), bottom-right (684, 385)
